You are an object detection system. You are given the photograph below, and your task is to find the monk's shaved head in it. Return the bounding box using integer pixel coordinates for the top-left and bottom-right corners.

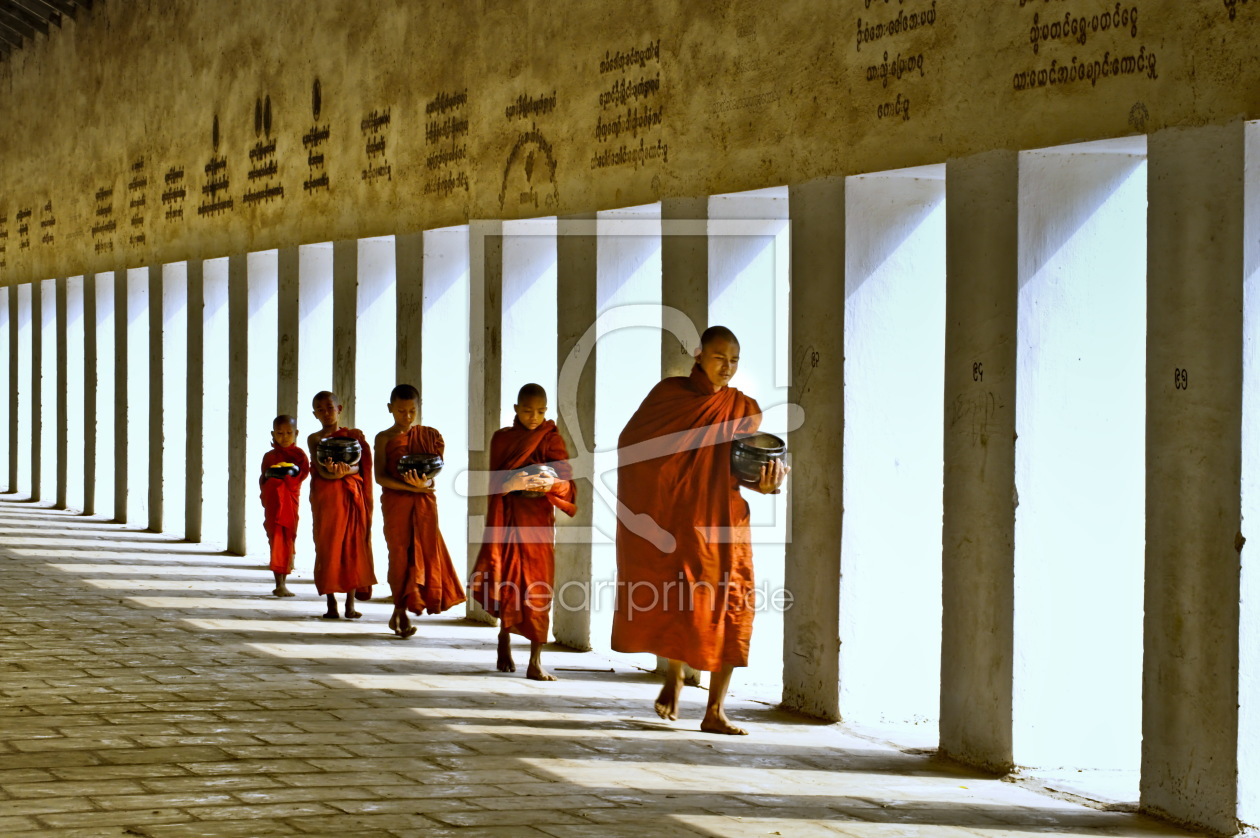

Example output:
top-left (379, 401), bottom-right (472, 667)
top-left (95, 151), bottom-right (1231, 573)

top-left (273, 414), bottom-right (297, 430)
top-left (390, 384), bottom-right (419, 403)
top-left (700, 325), bottom-right (740, 350)
top-left (313, 390), bottom-right (338, 406)
top-left (517, 383), bottom-right (547, 403)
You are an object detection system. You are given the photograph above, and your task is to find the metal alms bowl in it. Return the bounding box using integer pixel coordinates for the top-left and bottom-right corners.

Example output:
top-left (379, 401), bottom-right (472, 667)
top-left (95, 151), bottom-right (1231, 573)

top-left (731, 432), bottom-right (787, 485)
top-left (517, 463), bottom-right (559, 498)
top-left (398, 452), bottom-right (444, 477)
top-left (265, 462), bottom-right (300, 479)
top-left (317, 436), bottom-right (362, 466)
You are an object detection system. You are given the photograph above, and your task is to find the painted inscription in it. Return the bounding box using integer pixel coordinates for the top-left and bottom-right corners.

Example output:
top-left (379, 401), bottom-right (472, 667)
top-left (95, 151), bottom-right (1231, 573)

top-left (593, 39), bottom-right (667, 170)
top-left (0, 214), bottom-right (7, 269)
top-left (162, 166), bottom-right (187, 222)
top-left (199, 114), bottom-right (234, 217)
top-left (16, 207), bottom-right (31, 251)
top-left (304, 78), bottom-right (330, 193)
top-left (500, 90), bottom-right (559, 210)
top-left (361, 107), bottom-right (392, 184)
top-left (39, 201), bottom-right (55, 247)
top-left (855, 1), bottom-right (937, 122)
top-left (127, 157), bottom-right (147, 246)
top-left (424, 89), bottom-right (470, 198)
top-left (92, 184), bottom-right (115, 254)
top-left (1223, 0), bottom-right (1253, 20)
top-left (244, 95), bottom-right (284, 205)
top-left (1013, 2), bottom-right (1156, 91)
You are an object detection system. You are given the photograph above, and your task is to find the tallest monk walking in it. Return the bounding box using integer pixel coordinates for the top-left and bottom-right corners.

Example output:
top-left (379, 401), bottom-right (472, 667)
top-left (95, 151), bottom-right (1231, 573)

top-left (611, 326), bottom-right (789, 735)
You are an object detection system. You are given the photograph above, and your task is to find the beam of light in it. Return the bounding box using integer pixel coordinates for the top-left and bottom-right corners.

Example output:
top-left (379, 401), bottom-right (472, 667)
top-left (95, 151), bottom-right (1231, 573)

top-left (50, 563), bottom-right (270, 578)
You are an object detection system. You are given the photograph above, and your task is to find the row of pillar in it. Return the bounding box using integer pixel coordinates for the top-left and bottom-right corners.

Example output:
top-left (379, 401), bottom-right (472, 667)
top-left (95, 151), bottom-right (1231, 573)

top-left (0, 122), bottom-right (1252, 834)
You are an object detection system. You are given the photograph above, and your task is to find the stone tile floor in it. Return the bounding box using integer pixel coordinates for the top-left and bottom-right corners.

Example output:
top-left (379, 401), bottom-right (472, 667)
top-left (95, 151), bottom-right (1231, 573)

top-left (0, 498), bottom-right (1202, 837)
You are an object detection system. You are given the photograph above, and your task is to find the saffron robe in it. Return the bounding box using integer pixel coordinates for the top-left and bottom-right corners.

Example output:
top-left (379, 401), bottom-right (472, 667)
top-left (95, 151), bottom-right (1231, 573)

top-left (382, 425), bottom-right (467, 615)
top-left (259, 444), bottom-right (311, 574)
top-left (610, 363), bottom-right (762, 671)
top-left (470, 418), bottom-right (578, 643)
top-left (309, 428), bottom-right (376, 598)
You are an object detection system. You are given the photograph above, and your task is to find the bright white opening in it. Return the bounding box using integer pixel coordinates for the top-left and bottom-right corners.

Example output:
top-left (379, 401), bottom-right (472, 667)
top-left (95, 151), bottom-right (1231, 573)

top-left (161, 263), bottom-right (188, 538)
top-left (39, 278), bottom-right (56, 504)
top-left (1239, 120), bottom-right (1260, 827)
top-left (421, 226), bottom-right (471, 587)
top-left (593, 204), bottom-right (662, 660)
top-left (64, 276), bottom-right (85, 513)
top-left (841, 165), bottom-right (946, 733)
top-left (356, 236), bottom-right (397, 578)
top-left (94, 273), bottom-right (116, 517)
top-left (246, 251), bottom-right (280, 558)
top-left (0, 288), bottom-right (8, 491)
top-left (200, 258), bottom-right (231, 549)
top-left (298, 243), bottom-right (334, 418)
top-left (709, 186), bottom-right (791, 703)
top-left (15, 283), bottom-right (32, 496)
top-left (500, 218), bottom-right (558, 427)
top-left (124, 267), bottom-right (150, 527)
top-left (1013, 137), bottom-right (1147, 797)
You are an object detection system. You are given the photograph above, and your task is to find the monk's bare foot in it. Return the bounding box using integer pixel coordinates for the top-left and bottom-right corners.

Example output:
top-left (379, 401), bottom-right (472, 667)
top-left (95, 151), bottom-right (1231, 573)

top-left (497, 632), bottom-right (516, 672)
top-left (700, 709), bottom-right (748, 736)
top-left (322, 608), bottom-right (339, 619)
top-left (273, 586), bottom-right (295, 597)
top-left (397, 612), bottom-right (416, 639)
top-left (526, 662), bottom-right (556, 681)
top-left (388, 612), bottom-right (400, 636)
top-left (654, 681), bottom-right (681, 721)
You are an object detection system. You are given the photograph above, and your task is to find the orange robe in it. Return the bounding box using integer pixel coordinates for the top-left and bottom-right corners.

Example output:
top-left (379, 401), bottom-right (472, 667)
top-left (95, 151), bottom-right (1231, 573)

top-left (470, 419), bottom-right (578, 643)
top-left (611, 363), bottom-right (762, 672)
top-left (309, 428), bottom-right (376, 598)
top-left (259, 444), bottom-right (311, 574)
top-left (382, 425), bottom-right (467, 615)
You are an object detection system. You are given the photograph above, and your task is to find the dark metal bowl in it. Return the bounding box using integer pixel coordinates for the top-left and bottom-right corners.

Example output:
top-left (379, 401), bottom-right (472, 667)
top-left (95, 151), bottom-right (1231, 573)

top-left (731, 432), bottom-right (787, 485)
top-left (398, 452), bottom-right (444, 477)
top-left (265, 463), bottom-right (300, 479)
top-left (317, 436), bottom-right (362, 466)
top-left (516, 463), bottom-right (559, 498)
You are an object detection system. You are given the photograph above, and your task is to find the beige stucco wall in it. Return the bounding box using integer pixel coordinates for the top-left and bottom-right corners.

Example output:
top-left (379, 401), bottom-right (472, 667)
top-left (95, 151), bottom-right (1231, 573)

top-left (0, 0), bottom-right (1254, 281)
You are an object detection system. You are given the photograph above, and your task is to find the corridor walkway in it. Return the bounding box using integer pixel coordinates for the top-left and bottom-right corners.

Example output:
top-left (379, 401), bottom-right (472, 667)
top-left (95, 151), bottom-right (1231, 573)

top-left (0, 498), bottom-right (1197, 837)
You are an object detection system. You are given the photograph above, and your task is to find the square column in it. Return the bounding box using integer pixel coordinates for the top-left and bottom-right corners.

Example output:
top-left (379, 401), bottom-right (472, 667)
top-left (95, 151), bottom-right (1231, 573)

top-left (7, 283), bottom-right (17, 494)
top-left (113, 269), bottom-right (127, 522)
top-left (939, 150), bottom-right (1020, 773)
top-left (277, 247), bottom-right (300, 418)
top-left (55, 276), bottom-right (68, 509)
top-left (148, 267), bottom-right (164, 532)
top-left (467, 220), bottom-right (502, 623)
top-left (660, 197), bottom-right (708, 377)
top-left (1142, 122), bottom-right (1245, 835)
top-left (31, 278), bottom-right (42, 502)
top-left (83, 273), bottom-right (97, 515)
top-left (184, 261), bottom-right (204, 542)
top-left (395, 232), bottom-right (424, 392)
top-left (783, 178), bottom-right (845, 721)
top-left (226, 254), bottom-right (248, 554)
top-left (332, 240), bottom-right (358, 427)
top-left (555, 213), bottom-right (597, 651)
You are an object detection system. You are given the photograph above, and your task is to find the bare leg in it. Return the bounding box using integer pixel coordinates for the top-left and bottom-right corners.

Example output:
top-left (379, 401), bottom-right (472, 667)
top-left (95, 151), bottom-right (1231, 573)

top-left (700, 665), bottom-right (747, 735)
top-left (526, 640), bottom-right (555, 681)
top-left (497, 625), bottom-right (516, 672)
top-left (322, 593), bottom-right (339, 619)
top-left (272, 572), bottom-right (294, 597)
top-left (344, 592), bottom-right (362, 619)
top-left (393, 606), bottom-right (416, 638)
top-left (654, 659), bottom-right (685, 721)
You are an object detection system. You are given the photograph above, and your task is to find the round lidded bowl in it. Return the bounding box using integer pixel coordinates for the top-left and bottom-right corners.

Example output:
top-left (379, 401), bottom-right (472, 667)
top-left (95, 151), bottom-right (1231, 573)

top-left (265, 462), bottom-right (300, 479)
top-left (730, 432), bottom-right (787, 486)
top-left (516, 463), bottom-right (559, 498)
top-left (317, 436), bottom-right (362, 466)
top-left (398, 452), bottom-right (444, 477)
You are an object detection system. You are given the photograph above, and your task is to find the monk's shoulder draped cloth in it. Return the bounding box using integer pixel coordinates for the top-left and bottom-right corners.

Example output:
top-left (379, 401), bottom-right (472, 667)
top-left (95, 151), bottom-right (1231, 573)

top-left (471, 418), bottom-right (578, 642)
top-left (309, 428), bottom-right (376, 598)
top-left (259, 443), bottom-right (310, 575)
top-left (611, 364), bottom-right (762, 672)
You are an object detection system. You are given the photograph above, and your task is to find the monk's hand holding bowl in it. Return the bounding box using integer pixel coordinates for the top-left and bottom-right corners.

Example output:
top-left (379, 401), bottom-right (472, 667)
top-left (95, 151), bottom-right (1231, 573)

top-left (402, 469), bottom-right (435, 493)
top-left (324, 458), bottom-right (353, 479)
top-left (506, 471), bottom-right (534, 493)
top-left (757, 459), bottom-right (790, 494)
top-left (529, 473), bottom-right (556, 493)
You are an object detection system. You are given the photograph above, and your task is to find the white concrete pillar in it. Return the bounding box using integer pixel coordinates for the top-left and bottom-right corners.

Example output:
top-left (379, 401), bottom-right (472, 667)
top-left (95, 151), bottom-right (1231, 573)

top-left (184, 260), bottom-right (203, 542)
top-left (147, 266), bottom-right (164, 532)
top-left (6, 284), bottom-right (16, 495)
top-left (555, 213), bottom-right (597, 651)
top-left (395, 232), bottom-right (423, 391)
top-left (467, 220), bottom-right (502, 623)
top-left (661, 197), bottom-right (708, 377)
top-left (161, 263), bottom-right (188, 538)
top-left (0, 285), bottom-right (9, 495)
top-left (30, 278), bottom-right (43, 502)
top-left (784, 178), bottom-right (845, 721)
top-left (841, 168), bottom-right (946, 728)
top-left (277, 247), bottom-right (300, 418)
top-left (422, 226), bottom-right (471, 618)
top-left (939, 150), bottom-right (1019, 773)
top-left (113, 268), bottom-right (127, 522)
top-left (15, 282), bottom-right (31, 497)
top-left (123, 267), bottom-right (150, 526)
top-left (82, 273), bottom-right (97, 515)
top-left (201, 258), bottom-right (230, 547)
top-left (63, 275), bottom-right (85, 513)
top-left (332, 240), bottom-right (358, 427)
top-left (298, 244), bottom-right (334, 414)
top-left (226, 253), bottom-right (248, 553)
top-left (55, 276), bottom-right (68, 509)
top-left (39, 278), bottom-right (56, 504)
top-left (1142, 122), bottom-right (1245, 835)
top-left (1240, 120), bottom-right (1260, 833)
top-left (93, 272), bottom-right (116, 519)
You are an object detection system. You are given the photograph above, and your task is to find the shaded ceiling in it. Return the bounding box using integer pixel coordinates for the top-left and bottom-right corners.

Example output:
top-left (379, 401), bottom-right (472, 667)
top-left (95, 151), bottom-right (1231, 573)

top-left (0, 0), bottom-right (92, 61)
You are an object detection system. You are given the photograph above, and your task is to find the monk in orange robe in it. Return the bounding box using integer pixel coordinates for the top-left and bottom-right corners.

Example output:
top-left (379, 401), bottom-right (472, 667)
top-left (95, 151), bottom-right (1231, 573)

top-left (373, 384), bottom-right (466, 639)
top-left (470, 383), bottom-right (578, 680)
top-left (612, 326), bottom-right (789, 735)
top-left (259, 414), bottom-right (311, 597)
top-left (307, 390), bottom-right (376, 619)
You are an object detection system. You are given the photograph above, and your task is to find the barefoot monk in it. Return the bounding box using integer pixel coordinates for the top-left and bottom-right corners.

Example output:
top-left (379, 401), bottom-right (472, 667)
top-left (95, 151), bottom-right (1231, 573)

top-left (611, 326), bottom-right (789, 735)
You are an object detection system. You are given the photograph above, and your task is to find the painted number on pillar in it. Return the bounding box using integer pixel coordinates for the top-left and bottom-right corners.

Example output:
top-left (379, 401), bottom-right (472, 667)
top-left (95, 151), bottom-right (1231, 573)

top-left (972, 362), bottom-right (983, 382)
top-left (1174, 367), bottom-right (1189, 390)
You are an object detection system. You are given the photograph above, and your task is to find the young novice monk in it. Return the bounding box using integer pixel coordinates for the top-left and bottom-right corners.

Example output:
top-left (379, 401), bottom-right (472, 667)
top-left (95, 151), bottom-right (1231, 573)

top-left (470, 383), bottom-right (577, 680)
top-left (373, 384), bottom-right (466, 639)
top-left (308, 391), bottom-right (377, 619)
top-left (259, 414), bottom-right (310, 597)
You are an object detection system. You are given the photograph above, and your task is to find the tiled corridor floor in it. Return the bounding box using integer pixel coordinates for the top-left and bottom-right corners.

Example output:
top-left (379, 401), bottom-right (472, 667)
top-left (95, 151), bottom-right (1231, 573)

top-left (0, 499), bottom-right (1200, 837)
